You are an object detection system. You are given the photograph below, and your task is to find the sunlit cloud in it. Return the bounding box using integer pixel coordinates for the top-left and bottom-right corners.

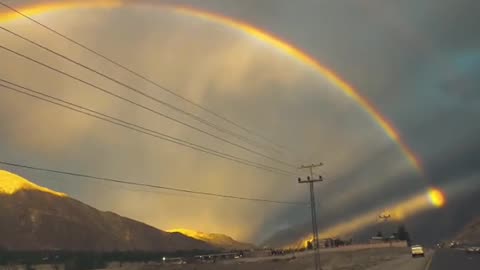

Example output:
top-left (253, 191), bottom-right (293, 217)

top-left (1, 0), bottom-right (477, 244)
top-left (291, 188), bottom-right (440, 248)
top-left (0, 3), bottom-right (417, 241)
top-left (428, 188), bottom-right (446, 208)
top-left (0, 0), bottom-right (121, 23)
top-left (288, 175), bottom-right (479, 248)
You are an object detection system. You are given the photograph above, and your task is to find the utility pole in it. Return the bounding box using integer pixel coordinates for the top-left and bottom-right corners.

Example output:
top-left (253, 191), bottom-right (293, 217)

top-left (378, 212), bottom-right (391, 224)
top-left (298, 163), bottom-right (323, 270)
top-left (378, 211), bottom-right (391, 244)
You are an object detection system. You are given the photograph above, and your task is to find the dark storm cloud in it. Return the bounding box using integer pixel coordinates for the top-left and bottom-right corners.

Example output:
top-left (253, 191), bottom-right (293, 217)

top-left (262, 140), bottom-right (480, 246)
top-left (192, 0), bottom-right (480, 244)
top-left (257, 143), bottom-right (424, 244)
top-left (1, 0), bottom-right (479, 245)
top-left (427, 139), bottom-right (480, 184)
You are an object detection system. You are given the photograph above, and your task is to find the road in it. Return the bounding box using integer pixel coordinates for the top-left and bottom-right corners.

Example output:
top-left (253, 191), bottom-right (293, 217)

top-left (101, 248), bottom-right (479, 270)
top-left (428, 249), bottom-right (480, 270)
top-left (366, 252), bottom-right (430, 270)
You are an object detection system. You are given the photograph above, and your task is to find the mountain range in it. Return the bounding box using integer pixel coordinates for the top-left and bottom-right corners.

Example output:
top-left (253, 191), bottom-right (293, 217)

top-left (454, 217), bottom-right (480, 245)
top-left (167, 228), bottom-right (255, 250)
top-left (0, 170), bottom-right (219, 252)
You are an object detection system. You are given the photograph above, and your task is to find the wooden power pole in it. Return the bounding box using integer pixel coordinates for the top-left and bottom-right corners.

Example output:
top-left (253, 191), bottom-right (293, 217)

top-left (298, 163), bottom-right (323, 270)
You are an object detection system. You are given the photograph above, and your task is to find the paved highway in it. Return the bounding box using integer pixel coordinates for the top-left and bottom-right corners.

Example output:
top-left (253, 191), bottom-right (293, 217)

top-left (366, 252), bottom-right (430, 270)
top-left (428, 249), bottom-right (480, 270)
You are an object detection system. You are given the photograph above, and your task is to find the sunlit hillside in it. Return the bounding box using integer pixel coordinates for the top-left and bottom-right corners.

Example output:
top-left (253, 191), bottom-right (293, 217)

top-left (168, 228), bottom-right (254, 250)
top-left (0, 170), bottom-right (66, 197)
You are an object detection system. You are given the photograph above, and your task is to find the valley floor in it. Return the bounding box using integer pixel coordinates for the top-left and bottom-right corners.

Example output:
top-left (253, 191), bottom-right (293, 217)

top-left (103, 247), bottom-right (430, 270)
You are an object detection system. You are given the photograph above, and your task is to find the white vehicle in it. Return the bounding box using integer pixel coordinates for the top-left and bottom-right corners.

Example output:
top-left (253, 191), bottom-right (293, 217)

top-left (411, 245), bottom-right (425, 257)
top-left (466, 247), bottom-right (480, 254)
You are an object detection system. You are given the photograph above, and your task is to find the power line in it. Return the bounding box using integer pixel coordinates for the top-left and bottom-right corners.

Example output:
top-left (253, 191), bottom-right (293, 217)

top-left (0, 25), bottom-right (281, 157)
top-left (0, 79), bottom-right (296, 177)
top-left (0, 0), bottom-right (290, 153)
top-left (0, 43), bottom-right (295, 169)
top-left (0, 160), bottom-right (307, 206)
top-left (0, 80), bottom-right (294, 177)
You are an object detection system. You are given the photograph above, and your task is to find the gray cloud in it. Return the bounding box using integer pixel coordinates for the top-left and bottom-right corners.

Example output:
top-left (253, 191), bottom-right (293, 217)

top-left (0, 0), bottom-right (479, 244)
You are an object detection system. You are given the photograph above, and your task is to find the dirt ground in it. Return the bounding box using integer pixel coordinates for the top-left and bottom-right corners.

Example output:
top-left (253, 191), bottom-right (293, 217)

top-left (105, 247), bottom-right (411, 270)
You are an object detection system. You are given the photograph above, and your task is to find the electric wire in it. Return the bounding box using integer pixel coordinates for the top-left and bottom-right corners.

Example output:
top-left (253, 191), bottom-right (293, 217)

top-left (0, 79), bottom-right (296, 177)
top-left (0, 160), bottom-right (307, 205)
top-left (0, 25), bottom-right (282, 156)
top-left (0, 0), bottom-right (290, 153)
top-left (0, 43), bottom-right (295, 168)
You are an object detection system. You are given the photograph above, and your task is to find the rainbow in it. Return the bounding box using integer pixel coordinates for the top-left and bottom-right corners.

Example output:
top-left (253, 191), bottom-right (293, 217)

top-left (0, 1), bottom-right (427, 184)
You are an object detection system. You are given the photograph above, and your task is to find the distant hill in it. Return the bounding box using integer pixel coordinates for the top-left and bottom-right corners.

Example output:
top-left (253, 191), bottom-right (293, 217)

top-left (167, 228), bottom-right (255, 250)
top-left (0, 170), bottom-right (215, 252)
top-left (261, 225), bottom-right (309, 248)
top-left (454, 217), bottom-right (480, 244)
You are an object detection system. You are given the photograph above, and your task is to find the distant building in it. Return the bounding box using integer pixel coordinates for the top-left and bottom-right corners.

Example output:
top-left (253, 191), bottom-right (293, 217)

top-left (193, 252), bottom-right (243, 262)
top-left (369, 236), bottom-right (386, 244)
top-left (321, 238), bottom-right (352, 248)
top-left (163, 257), bottom-right (186, 265)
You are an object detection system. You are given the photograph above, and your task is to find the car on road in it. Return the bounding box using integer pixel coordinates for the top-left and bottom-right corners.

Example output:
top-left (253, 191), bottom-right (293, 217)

top-left (449, 241), bottom-right (460, 248)
top-left (466, 246), bottom-right (480, 254)
top-left (411, 245), bottom-right (425, 257)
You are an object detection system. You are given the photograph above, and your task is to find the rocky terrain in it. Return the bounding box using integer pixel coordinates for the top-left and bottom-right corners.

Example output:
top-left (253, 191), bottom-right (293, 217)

top-left (0, 170), bottom-right (214, 251)
top-left (454, 217), bottom-right (480, 244)
top-left (167, 229), bottom-right (254, 250)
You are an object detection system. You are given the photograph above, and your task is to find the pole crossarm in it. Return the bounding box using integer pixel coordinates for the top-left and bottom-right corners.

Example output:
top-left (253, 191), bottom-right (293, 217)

top-left (298, 177), bottom-right (323, 183)
top-left (299, 163), bottom-right (323, 169)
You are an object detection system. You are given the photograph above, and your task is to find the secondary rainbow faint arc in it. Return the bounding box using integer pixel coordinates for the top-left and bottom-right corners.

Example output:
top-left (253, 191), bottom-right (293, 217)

top-left (0, 0), bottom-right (424, 177)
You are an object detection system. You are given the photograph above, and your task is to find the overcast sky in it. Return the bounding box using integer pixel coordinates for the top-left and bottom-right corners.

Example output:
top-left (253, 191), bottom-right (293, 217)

top-left (0, 0), bottom-right (479, 244)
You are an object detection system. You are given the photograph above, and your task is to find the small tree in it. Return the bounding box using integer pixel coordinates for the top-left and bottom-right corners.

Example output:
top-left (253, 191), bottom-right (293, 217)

top-left (306, 241), bottom-right (313, 250)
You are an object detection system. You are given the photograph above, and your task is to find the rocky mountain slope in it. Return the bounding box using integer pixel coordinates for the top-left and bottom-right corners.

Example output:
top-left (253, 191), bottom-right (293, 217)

top-left (0, 170), bottom-right (214, 251)
top-left (167, 228), bottom-right (255, 250)
top-left (455, 217), bottom-right (480, 244)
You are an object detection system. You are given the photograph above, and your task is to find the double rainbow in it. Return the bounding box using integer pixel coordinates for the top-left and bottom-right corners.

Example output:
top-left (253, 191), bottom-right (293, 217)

top-left (0, 0), bottom-right (443, 205)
